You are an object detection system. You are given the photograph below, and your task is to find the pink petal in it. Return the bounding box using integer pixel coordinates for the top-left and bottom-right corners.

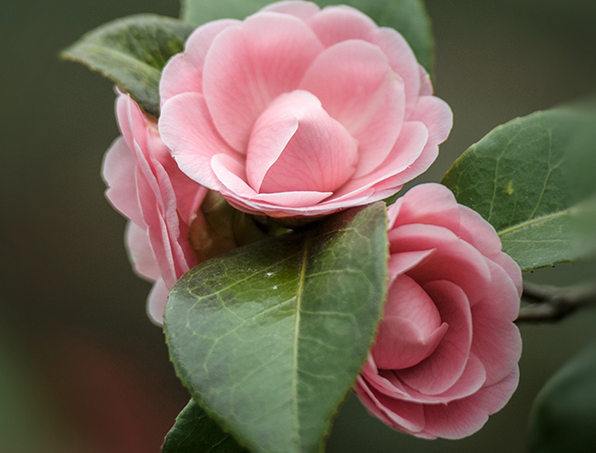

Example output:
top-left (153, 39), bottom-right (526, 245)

top-left (354, 377), bottom-right (426, 434)
top-left (116, 94), bottom-right (143, 152)
top-left (246, 90), bottom-right (358, 193)
top-left (130, 142), bottom-right (192, 289)
top-left (372, 316), bottom-right (448, 370)
top-left (360, 358), bottom-right (410, 400)
top-left (202, 12), bottom-right (324, 152)
top-left (389, 224), bottom-right (492, 303)
top-left (125, 221), bottom-right (159, 281)
top-left (422, 367), bottom-right (520, 439)
top-left (210, 153), bottom-right (257, 198)
top-left (353, 378), bottom-right (406, 429)
top-left (383, 352), bottom-right (487, 404)
top-left (300, 39), bottom-right (405, 177)
top-left (147, 278), bottom-right (169, 326)
top-left (166, 172), bottom-right (208, 230)
top-left (374, 140), bottom-right (438, 190)
top-left (371, 27), bottom-right (421, 116)
top-left (408, 96), bottom-right (453, 147)
top-left (492, 252), bottom-right (523, 296)
top-left (385, 275), bottom-right (442, 335)
top-left (159, 93), bottom-right (237, 190)
top-left (390, 183), bottom-right (462, 232)
top-left (149, 155), bottom-right (197, 278)
top-left (457, 204), bottom-right (502, 258)
top-left (419, 66), bottom-right (433, 96)
top-left (387, 249), bottom-right (435, 282)
top-left (373, 275), bottom-right (447, 369)
top-left (102, 137), bottom-right (144, 227)
top-left (306, 5), bottom-right (377, 47)
top-left (386, 199), bottom-right (402, 229)
top-left (211, 154), bottom-right (332, 209)
top-left (326, 122), bottom-right (428, 202)
top-left (160, 20), bottom-right (239, 106)
top-left (159, 54), bottom-right (203, 107)
top-left (396, 280), bottom-right (472, 395)
top-left (261, 1), bottom-right (320, 20)
top-left (471, 262), bottom-right (522, 385)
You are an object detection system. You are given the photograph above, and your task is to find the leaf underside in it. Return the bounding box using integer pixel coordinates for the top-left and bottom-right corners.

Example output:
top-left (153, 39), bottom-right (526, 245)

top-left (61, 14), bottom-right (195, 117)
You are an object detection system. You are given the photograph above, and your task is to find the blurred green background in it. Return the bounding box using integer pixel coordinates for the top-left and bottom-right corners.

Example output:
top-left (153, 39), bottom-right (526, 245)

top-left (1, 0), bottom-right (595, 451)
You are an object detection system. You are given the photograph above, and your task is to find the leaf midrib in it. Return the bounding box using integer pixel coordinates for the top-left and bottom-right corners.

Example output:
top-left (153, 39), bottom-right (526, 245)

top-left (292, 235), bottom-right (311, 453)
top-left (498, 203), bottom-right (578, 237)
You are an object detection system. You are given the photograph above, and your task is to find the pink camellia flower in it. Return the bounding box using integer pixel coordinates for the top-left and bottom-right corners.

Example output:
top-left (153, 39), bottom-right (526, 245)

top-left (159, 0), bottom-right (452, 218)
top-left (102, 94), bottom-right (207, 324)
top-left (355, 183), bottom-right (522, 439)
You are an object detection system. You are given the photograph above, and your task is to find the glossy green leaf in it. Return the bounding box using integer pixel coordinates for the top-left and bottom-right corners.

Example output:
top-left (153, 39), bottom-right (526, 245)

top-left (162, 399), bottom-right (247, 453)
top-left (61, 14), bottom-right (195, 117)
top-left (529, 340), bottom-right (596, 453)
top-left (181, 0), bottom-right (433, 74)
top-left (442, 102), bottom-right (596, 271)
top-left (164, 203), bottom-right (388, 453)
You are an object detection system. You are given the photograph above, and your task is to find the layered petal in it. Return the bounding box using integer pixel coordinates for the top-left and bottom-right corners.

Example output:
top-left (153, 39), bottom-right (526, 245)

top-left (422, 367), bottom-right (519, 439)
top-left (409, 95), bottom-right (453, 147)
top-left (390, 182), bottom-right (462, 232)
top-left (158, 2), bottom-right (451, 218)
top-left (396, 280), bottom-right (472, 395)
top-left (371, 27), bottom-right (421, 116)
top-left (160, 19), bottom-right (240, 106)
top-left (212, 153), bottom-right (332, 209)
top-left (125, 221), bottom-right (159, 281)
top-left (202, 12), bottom-right (324, 152)
top-left (103, 137), bottom-right (144, 226)
top-left (104, 95), bottom-right (207, 324)
top-left (246, 90), bottom-right (358, 193)
top-left (372, 275), bottom-right (447, 370)
top-left (300, 39), bottom-right (405, 177)
top-left (355, 183), bottom-right (522, 439)
top-left (389, 224), bottom-right (492, 303)
top-left (160, 93), bottom-right (238, 190)
top-left (305, 5), bottom-right (377, 47)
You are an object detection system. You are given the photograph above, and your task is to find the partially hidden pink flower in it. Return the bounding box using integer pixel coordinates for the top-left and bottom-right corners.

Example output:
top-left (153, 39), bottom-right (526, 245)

top-left (355, 183), bottom-right (522, 439)
top-left (102, 94), bottom-right (207, 324)
top-left (158, 0), bottom-right (452, 218)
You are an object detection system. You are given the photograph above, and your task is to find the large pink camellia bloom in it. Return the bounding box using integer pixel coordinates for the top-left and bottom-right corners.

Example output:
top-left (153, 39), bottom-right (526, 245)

top-left (355, 183), bottom-right (522, 439)
top-left (159, 1), bottom-right (452, 218)
top-left (102, 94), bottom-right (207, 324)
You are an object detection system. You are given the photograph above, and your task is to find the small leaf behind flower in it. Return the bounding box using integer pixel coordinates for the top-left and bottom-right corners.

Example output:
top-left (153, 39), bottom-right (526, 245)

top-left (61, 14), bottom-right (195, 117)
top-left (181, 0), bottom-right (434, 74)
top-left (528, 340), bottom-right (596, 453)
top-left (162, 399), bottom-right (248, 453)
top-left (442, 100), bottom-right (596, 271)
top-left (164, 203), bottom-right (388, 453)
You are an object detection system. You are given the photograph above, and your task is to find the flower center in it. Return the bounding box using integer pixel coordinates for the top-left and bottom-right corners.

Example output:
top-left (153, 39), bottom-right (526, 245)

top-left (245, 90), bottom-right (358, 194)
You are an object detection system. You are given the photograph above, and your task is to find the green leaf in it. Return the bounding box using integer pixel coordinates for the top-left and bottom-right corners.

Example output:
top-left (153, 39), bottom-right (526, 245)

top-left (528, 340), bottom-right (596, 453)
top-left (442, 102), bottom-right (596, 271)
top-left (162, 399), bottom-right (248, 453)
top-left (164, 203), bottom-right (388, 453)
top-left (180, 0), bottom-right (433, 74)
top-left (61, 14), bottom-right (195, 117)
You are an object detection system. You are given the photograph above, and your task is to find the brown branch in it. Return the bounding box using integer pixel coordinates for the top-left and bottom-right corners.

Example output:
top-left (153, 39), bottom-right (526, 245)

top-left (516, 280), bottom-right (596, 323)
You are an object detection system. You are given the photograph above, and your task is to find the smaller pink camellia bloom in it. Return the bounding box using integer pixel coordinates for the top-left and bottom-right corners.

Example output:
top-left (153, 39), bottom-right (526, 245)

top-left (355, 183), bottom-right (522, 439)
top-left (158, 1), bottom-right (452, 218)
top-left (102, 94), bottom-right (207, 324)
